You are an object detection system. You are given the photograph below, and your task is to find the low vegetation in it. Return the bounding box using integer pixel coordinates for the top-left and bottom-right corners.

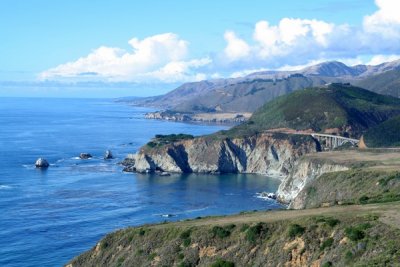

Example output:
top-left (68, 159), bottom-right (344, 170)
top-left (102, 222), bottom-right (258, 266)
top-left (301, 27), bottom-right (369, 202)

top-left (297, 169), bottom-right (400, 209)
top-left (218, 84), bottom-right (400, 139)
top-left (364, 115), bottom-right (400, 147)
top-left (146, 133), bottom-right (194, 148)
top-left (68, 202), bottom-right (400, 266)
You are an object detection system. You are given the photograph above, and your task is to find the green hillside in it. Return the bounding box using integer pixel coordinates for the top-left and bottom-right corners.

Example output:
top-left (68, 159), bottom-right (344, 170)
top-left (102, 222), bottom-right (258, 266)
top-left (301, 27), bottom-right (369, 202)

top-left (364, 115), bottom-right (400, 147)
top-left (221, 84), bottom-right (400, 138)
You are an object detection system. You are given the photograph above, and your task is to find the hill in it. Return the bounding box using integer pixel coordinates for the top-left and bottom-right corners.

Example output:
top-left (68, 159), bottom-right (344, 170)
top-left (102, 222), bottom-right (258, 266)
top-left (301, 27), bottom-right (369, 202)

top-left (68, 202), bottom-right (400, 267)
top-left (173, 75), bottom-right (334, 113)
top-left (126, 59), bottom-right (400, 116)
top-left (222, 84), bottom-right (400, 138)
top-left (364, 115), bottom-right (400, 147)
top-left (355, 69), bottom-right (400, 98)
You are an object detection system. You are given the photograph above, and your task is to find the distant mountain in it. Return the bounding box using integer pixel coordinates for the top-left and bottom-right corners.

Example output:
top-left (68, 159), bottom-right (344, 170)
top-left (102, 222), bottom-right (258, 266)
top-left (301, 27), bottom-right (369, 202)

top-left (248, 59), bottom-right (400, 79)
top-left (301, 61), bottom-right (364, 77)
top-left (126, 78), bottom-right (240, 110)
top-left (355, 69), bottom-right (400, 97)
top-left (225, 84), bottom-right (400, 138)
top-left (172, 75), bottom-right (340, 113)
top-left (128, 59), bottom-right (400, 115)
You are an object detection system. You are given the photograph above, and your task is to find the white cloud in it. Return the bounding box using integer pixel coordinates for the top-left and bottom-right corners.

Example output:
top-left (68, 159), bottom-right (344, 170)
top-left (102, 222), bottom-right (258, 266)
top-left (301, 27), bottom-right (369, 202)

top-left (40, 1), bottom-right (400, 84)
top-left (222, 0), bottom-right (400, 72)
top-left (364, 0), bottom-right (400, 37)
top-left (40, 33), bottom-right (211, 83)
top-left (367, 54), bottom-right (400, 65)
top-left (223, 31), bottom-right (251, 61)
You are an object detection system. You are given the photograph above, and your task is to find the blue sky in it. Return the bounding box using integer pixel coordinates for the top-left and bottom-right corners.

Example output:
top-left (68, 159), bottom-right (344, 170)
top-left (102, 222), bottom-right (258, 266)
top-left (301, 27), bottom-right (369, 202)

top-left (1, 0), bottom-right (399, 97)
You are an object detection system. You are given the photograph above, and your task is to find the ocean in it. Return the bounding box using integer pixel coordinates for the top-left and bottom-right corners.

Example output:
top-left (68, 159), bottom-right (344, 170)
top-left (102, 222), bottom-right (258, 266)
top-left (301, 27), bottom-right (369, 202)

top-left (0, 98), bottom-right (283, 267)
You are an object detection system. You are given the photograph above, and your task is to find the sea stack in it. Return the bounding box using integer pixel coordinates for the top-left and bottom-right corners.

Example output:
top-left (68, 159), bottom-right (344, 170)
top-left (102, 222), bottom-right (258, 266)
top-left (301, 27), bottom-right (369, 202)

top-left (104, 150), bottom-right (113, 160)
top-left (79, 153), bottom-right (92, 159)
top-left (35, 158), bottom-right (49, 168)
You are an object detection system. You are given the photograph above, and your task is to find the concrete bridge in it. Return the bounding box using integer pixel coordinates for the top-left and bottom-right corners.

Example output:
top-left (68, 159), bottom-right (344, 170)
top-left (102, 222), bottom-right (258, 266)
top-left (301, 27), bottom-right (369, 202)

top-left (310, 133), bottom-right (359, 150)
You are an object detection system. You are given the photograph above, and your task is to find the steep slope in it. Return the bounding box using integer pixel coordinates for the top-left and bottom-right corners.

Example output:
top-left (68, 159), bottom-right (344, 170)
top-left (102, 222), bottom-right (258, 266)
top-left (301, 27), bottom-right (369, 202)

top-left (300, 61), bottom-right (364, 77)
top-left (227, 83), bottom-right (400, 138)
top-left (128, 59), bottom-right (400, 116)
top-left (173, 75), bottom-right (334, 113)
top-left (363, 115), bottom-right (400, 147)
top-left (123, 85), bottom-right (400, 176)
top-left (68, 202), bottom-right (400, 267)
top-left (126, 79), bottom-right (237, 110)
top-left (355, 69), bottom-right (400, 98)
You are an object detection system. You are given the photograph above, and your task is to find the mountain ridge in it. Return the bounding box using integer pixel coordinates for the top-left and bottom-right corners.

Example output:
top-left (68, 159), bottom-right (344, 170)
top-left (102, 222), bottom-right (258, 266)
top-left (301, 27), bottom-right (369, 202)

top-left (125, 59), bottom-right (400, 117)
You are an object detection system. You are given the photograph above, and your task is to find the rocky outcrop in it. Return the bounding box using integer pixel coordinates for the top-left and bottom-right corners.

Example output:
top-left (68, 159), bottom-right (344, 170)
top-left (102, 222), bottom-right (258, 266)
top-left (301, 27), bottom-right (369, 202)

top-left (104, 150), bottom-right (113, 160)
top-left (277, 159), bottom-right (349, 207)
top-left (79, 153), bottom-right (92, 159)
top-left (123, 133), bottom-right (319, 176)
top-left (35, 158), bottom-right (49, 168)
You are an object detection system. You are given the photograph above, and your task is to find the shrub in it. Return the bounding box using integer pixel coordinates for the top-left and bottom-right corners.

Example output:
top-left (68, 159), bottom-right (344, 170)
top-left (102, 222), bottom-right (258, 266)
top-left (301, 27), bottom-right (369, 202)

top-left (345, 250), bottom-right (354, 262)
top-left (139, 229), bottom-right (146, 236)
top-left (180, 229), bottom-right (191, 239)
top-left (359, 195), bottom-right (369, 204)
top-left (211, 225), bottom-right (235, 239)
top-left (345, 227), bottom-right (365, 241)
top-left (210, 259), bottom-right (235, 267)
top-left (288, 224), bottom-right (305, 238)
top-left (100, 241), bottom-right (109, 250)
top-left (183, 238), bottom-right (191, 247)
top-left (240, 224), bottom-right (249, 232)
top-left (325, 218), bottom-right (340, 227)
top-left (148, 253), bottom-right (157, 260)
top-left (320, 238), bottom-right (334, 250)
top-left (178, 261), bottom-right (192, 267)
top-left (321, 262), bottom-right (333, 267)
top-left (315, 217), bottom-right (340, 227)
top-left (246, 223), bottom-right (268, 243)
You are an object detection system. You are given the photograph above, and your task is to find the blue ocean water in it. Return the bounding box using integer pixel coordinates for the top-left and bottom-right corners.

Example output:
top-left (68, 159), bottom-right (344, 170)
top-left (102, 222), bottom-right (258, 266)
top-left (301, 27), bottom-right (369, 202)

top-left (0, 98), bottom-right (283, 267)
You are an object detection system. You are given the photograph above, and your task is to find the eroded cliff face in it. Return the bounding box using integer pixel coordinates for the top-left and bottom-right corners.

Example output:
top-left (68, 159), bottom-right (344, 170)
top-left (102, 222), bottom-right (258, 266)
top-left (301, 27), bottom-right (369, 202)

top-left (123, 133), bottom-right (318, 177)
top-left (122, 133), bottom-right (352, 209)
top-left (277, 159), bottom-right (349, 207)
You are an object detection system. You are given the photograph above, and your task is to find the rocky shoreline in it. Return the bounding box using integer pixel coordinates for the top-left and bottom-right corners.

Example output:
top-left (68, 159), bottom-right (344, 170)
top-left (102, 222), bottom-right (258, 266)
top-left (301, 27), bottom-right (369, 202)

top-left (120, 132), bottom-right (351, 207)
top-left (145, 111), bottom-right (251, 123)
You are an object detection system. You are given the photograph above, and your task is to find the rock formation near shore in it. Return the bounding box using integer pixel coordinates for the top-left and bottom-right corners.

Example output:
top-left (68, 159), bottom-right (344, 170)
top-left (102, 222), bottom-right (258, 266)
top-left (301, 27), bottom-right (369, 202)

top-left (122, 133), bottom-right (319, 176)
top-left (79, 153), bottom-right (92, 159)
top-left (121, 133), bottom-right (351, 206)
top-left (35, 158), bottom-right (49, 168)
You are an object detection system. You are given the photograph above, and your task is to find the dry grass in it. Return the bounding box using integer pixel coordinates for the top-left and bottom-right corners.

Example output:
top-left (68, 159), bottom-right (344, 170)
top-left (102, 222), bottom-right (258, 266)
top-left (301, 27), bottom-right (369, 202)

top-left (304, 150), bottom-right (400, 169)
top-left (152, 202), bottom-right (400, 230)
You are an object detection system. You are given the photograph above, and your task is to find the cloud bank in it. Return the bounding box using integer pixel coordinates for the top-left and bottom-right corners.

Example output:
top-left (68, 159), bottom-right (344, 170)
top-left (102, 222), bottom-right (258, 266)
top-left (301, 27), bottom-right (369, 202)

top-left (223, 0), bottom-right (400, 69)
top-left (40, 33), bottom-right (211, 83)
top-left (41, 0), bottom-right (400, 83)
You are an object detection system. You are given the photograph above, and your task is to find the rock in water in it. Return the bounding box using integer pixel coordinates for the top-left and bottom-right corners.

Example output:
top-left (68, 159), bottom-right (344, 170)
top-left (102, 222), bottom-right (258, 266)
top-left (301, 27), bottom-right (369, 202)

top-left (79, 153), bottom-right (92, 159)
top-left (35, 158), bottom-right (49, 168)
top-left (104, 150), bottom-right (113, 160)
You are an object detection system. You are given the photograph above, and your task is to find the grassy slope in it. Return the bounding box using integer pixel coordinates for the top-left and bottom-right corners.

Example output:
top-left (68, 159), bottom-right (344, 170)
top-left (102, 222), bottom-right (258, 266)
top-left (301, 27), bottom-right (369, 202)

top-left (220, 84), bottom-right (400, 139)
top-left (355, 69), bottom-right (400, 98)
top-left (299, 169), bottom-right (400, 208)
top-left (68, 202), bottom-right (400, 267)
top-left (364, 115), bottom-right (400, 147)
top-left (292, 150), bottom-right (400, 209)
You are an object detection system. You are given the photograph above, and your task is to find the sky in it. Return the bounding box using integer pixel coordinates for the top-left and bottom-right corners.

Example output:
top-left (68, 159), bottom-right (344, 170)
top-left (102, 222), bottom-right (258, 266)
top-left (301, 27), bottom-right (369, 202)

top-left (1, 0), bottom-right (400, 97)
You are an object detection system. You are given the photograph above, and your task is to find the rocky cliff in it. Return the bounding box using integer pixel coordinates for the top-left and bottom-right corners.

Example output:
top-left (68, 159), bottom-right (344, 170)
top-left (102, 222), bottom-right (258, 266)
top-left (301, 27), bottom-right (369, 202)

top-left (122, 133), bottom-right (356, 208)
top-left (277, 159), bottom-right (349, 206)
top-left (122, 133), bottom-right (319, 177)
